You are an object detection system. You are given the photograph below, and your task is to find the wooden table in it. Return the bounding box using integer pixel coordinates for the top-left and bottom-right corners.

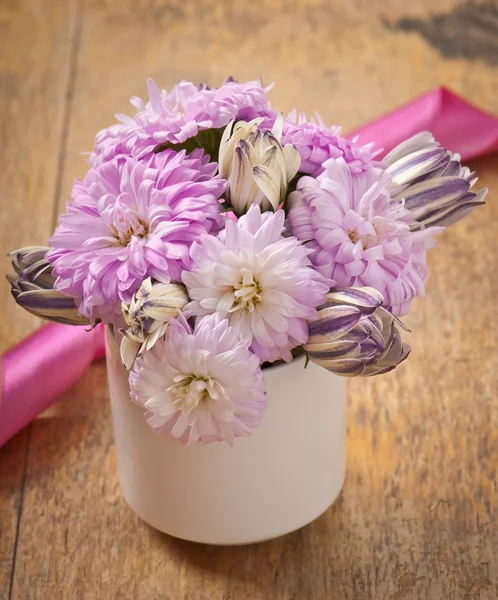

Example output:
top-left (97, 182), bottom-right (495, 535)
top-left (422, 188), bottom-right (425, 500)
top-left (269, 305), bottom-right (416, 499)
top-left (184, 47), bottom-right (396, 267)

top-left (1, 1), bottom-right (498, 598)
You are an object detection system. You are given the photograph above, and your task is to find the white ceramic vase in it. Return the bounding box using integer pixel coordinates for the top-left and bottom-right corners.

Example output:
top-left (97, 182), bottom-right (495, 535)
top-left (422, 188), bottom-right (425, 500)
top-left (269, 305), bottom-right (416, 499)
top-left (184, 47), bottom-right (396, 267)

top-left (106, 331), bottom-right (347, 545)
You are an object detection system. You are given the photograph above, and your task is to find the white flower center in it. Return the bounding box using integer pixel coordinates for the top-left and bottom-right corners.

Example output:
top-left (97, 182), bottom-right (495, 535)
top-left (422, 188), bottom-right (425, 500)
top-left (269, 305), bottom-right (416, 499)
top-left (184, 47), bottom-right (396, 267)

top-left (168, 374), bottom-right (226, 414)
top-left (229, 268), bottom-right (262, 313)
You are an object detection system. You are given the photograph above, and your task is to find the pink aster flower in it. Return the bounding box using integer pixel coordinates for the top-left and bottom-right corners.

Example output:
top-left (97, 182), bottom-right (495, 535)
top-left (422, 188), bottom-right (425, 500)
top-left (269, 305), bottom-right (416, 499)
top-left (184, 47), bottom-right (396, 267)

top-left (287, 158), bottom-right (443, 316)
top-left (47, 149), bottom-right (225, 326)
top-left (129, 313), bottom-right (267, 446)
top-left (91, 78), bottom-right (276, 166)
top-left (182, 204), bottom-right (329, 363)
top-left (282, 111), bottom-right (381, 177)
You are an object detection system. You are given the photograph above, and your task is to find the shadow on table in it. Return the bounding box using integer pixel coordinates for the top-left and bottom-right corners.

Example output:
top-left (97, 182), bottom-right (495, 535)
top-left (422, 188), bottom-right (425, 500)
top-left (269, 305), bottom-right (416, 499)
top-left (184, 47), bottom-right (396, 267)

top-left (151, 495), bottom-right (346, 597)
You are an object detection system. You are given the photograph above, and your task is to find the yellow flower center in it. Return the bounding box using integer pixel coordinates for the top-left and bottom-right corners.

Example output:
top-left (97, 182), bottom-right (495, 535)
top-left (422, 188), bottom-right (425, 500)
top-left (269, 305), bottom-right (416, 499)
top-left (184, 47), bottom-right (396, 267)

top-left (111, 217), bottom-right (149, 246)
top-left (229, 268), bottom-right (262, 313)
top-left (168, 374), bottom-right (225, 414)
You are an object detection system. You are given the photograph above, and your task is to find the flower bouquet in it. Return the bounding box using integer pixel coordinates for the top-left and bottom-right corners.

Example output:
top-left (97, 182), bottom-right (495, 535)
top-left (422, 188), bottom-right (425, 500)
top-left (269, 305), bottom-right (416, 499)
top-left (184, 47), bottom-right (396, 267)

top-left (9, 78), bottom-right (486, 544)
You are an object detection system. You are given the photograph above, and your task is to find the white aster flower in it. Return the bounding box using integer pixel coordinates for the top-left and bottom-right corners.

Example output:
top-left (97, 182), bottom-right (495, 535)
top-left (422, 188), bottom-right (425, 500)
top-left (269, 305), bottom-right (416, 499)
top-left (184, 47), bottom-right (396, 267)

top-left (182, 204), bottom-right (329, 363)
top-left (129, 313), bottom-right (267, 445)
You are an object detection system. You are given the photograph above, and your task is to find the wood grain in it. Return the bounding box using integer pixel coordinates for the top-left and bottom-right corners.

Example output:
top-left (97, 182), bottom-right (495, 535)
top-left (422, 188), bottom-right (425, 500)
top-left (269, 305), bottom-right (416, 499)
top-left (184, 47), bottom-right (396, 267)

top-left (0, 1), bottom-right (79, 598)
top-left (2, 0), bottom-right (498, 598)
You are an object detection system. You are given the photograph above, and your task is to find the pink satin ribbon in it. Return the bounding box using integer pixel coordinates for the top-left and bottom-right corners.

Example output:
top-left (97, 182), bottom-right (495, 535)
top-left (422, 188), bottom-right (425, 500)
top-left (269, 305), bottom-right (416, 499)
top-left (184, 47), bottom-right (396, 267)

top-left (347, 86), bottom-right (498, 161)
top-left (0, 324), bottom-right (105, 446)
top-left (1, 86), bottom-right (498, 447)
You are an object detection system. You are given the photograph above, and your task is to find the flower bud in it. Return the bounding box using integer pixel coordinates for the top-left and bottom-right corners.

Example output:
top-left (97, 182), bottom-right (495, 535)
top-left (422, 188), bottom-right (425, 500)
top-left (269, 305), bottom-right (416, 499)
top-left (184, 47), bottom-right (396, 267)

top-left (384, 131), bottom-right (487, 230)
top-left (219, 115), bottom-right (301, 215)
top-left (304, 287), bottom-right (410, 377)
top-left (120, 277), bottom-right (189, 369)
top-left (8, 246), bottom-right (88, 326)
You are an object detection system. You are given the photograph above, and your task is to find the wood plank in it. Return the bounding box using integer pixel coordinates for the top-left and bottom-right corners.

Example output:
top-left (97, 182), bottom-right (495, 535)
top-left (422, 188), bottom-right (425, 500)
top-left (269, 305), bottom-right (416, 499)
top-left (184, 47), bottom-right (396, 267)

top-left (0, 1), bottom-right (79, 598)
top-left (8, 0), bottom-right (498, 598)
top-left (0, 433), bottom-right (28, 600)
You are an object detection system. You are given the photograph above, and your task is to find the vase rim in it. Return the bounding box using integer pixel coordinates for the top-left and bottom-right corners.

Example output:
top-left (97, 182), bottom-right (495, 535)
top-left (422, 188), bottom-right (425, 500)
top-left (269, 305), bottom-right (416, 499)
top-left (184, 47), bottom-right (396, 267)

top-left (106, 325), bottom-right (306, 374)
top-left (262, 354), bottom-right (305, 372)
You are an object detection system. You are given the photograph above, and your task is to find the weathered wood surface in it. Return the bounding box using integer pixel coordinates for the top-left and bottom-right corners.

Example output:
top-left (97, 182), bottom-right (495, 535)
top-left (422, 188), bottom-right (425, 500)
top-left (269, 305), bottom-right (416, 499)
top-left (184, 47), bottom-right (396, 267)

top-left (0, 2), bottom-right (79, 598)
top-left (1, 1), bottom-right (498, 598)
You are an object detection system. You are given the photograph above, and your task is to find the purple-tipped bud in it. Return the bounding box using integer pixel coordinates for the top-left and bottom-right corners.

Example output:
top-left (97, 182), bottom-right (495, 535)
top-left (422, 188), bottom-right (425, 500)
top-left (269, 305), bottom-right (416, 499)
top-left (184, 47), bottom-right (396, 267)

top-left (8, 246), bottom-right (89, 326)
top-left (384, 131), bottom-right (486, 230)
top-left (119, 277), bottom-right (188, 370)
top-left (305, 287), bottom-right (410, 377)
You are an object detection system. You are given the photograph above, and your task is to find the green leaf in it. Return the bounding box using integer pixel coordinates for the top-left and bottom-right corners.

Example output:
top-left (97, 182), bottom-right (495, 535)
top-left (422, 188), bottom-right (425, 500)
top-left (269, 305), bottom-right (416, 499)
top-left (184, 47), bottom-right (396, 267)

top-left (153, 127), bottom-right (226, 162)
top-left (282, 171), bottom-right (306, 213)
